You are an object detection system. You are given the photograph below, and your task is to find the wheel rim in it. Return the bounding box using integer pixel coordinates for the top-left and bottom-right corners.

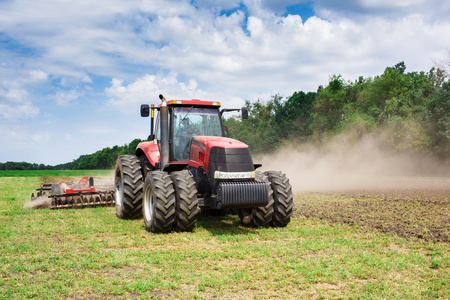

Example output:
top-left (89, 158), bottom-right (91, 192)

top-left (115, 173), bottom-right (123, 208)
top-left (144, 184), bottom-right (154, 222)
top-left (241, 208), bottom-right (252, 218)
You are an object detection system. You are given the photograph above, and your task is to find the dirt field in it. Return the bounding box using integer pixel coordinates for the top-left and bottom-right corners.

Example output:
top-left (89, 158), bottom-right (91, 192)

top-left (294, 176), bottom-right (450, 243)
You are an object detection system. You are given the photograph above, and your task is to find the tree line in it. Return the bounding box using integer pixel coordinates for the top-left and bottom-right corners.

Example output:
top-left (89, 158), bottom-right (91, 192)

top-left (68, 139), bottom-right (143, 170)
top-left (224, 62), bottom-right (449, 159)
top-left (2, 61), bottom-right (448, 170)
top-left (0, 139), bottom-right (143, 170)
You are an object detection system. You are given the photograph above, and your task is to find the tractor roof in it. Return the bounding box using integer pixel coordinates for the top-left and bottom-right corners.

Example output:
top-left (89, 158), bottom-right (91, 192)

top-left (166, 99), bottom-right (221, 107)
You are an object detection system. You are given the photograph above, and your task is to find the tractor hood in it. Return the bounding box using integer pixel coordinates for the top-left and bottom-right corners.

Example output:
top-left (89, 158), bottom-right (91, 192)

top-left (188, 136), bottom-right (254, 172)
top-left (192, 136), bottom-right (248, 151)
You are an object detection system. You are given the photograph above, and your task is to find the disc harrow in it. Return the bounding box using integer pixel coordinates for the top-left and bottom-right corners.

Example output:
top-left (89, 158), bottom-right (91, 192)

top-left (50, 191), bottom-right (115, 209)
top-left (30, 176), bottom-right (115, 210)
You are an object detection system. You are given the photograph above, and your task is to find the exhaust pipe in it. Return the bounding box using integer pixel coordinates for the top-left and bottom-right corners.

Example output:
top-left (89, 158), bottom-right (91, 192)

top-left (159, 94), bottom-right (169, 171)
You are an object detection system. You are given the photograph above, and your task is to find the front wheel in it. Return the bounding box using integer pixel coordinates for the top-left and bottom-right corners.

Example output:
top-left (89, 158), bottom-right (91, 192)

top-left (170, 170), bottom-right (198, 232)
top-left (143, 171), bottom-right (176, 233)
top-left (239, 171), bottom-right (274, 227)
top-left (265, 171), bottom-right (294, 227)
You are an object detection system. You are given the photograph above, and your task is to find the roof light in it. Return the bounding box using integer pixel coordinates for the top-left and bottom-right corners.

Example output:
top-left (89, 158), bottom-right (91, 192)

top-left (167, 100), bottom-right (183, 105)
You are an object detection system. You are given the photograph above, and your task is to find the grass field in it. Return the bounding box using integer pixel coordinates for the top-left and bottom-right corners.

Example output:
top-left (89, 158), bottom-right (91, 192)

top-left (0, 170), bottom-right (114, 177)
top-left (0, 171), bottom-right (449, 299)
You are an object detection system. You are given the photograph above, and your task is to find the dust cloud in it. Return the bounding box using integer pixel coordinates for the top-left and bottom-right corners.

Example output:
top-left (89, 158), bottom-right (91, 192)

top-left (256, 134), bottom-right (450, 193)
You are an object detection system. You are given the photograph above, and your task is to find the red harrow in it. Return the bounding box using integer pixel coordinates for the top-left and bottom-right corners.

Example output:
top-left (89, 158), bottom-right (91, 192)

top-left (31, 176), bottom-right (115, 209)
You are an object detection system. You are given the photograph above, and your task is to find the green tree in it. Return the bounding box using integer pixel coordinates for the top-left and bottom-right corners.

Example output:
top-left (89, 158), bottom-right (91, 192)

top-left (272, 91), bottom-right (316, 142)
top-left (311, 75), bottom-right (366, 137)
top-left (427, 81), bottom-right (450, 158)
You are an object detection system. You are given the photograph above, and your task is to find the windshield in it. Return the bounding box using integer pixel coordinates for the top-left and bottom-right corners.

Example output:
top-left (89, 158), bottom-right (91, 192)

top-left (172, 107), bottom-right (223, 161)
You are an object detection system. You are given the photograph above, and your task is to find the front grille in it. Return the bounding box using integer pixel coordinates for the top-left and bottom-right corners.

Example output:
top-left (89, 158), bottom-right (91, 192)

top-left (216, 181), bottom-right (269, 209)
top-left (208, 147), bottom-right (255, 193)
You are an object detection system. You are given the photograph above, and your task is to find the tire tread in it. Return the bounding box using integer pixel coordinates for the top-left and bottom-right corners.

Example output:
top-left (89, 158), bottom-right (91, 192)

top-left (265, 171), bottom-right (294, 227)
top-left (115, 155), bottom-right (144, 219)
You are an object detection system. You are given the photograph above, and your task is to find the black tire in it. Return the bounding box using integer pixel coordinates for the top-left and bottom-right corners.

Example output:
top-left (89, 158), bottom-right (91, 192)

top-left (265, 171), bottom-right (294, 227)
top-left (140, 155), bottom-right (154, 179)
top-left (239, 171), bottom-right (274, 227)
top-left (143, 171), bottom-right (176, 233)
top-left (115, 155), bottom-right (144, 219)
top-left (170, 170), bottom-right (198, 232)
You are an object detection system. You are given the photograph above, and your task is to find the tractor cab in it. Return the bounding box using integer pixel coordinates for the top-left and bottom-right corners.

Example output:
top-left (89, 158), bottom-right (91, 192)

top-left (171, 105), bottom-right (223, 161)
top-left (140, 99), bottom-right (245, 167)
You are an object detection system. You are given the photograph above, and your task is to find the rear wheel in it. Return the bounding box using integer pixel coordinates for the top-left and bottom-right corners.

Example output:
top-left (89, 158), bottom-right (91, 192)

top-left (265, 171), bottom-right (294, 227)
top-left (170, 170), bottom-right (198, 232)
top-left (239, 172), bottom-right (274, 227)
top-left (143, 171), bottom-right (176, 233)
top-left (115, 155), bottom-right (144, 219)
top-left (140, 155), bottom-right (153, 179)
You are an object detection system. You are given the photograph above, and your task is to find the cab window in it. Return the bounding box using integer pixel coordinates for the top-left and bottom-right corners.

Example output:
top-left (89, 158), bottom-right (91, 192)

top-left (172, 107), bottom-right (222, 161)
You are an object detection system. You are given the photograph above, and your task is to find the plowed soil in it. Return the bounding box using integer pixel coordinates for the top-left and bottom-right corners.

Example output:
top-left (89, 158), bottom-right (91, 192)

top-left (294, 176), bottom-right (450, 242)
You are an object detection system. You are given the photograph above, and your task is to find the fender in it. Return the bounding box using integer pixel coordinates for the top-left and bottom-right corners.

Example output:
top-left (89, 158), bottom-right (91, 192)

top-left (136, 141), bottom-right (160, 168)
top-left (136, 141), bottom-right (188, 172)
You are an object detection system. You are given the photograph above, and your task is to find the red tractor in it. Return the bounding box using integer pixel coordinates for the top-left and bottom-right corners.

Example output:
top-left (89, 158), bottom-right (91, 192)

top-left (114, 94), bottom-right (293, 233)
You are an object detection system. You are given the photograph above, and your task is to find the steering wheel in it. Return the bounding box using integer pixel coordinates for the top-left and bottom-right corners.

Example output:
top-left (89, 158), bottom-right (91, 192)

top-left (184, 126), bottom-right (200, 141)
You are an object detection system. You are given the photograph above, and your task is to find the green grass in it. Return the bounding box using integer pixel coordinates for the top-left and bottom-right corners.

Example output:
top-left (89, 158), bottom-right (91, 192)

top-left (0, 173), bottom-right (449, 299)
top-left (0, 169), bottom-right (114, 177)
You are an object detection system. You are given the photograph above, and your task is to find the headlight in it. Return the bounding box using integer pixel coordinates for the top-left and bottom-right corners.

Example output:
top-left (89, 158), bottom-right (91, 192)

top-left (214, 171), bottom-right (255, 179)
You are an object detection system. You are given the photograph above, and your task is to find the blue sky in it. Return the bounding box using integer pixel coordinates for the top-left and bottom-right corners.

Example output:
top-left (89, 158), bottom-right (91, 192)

top-left (1, 0), bottom-right (450, 165)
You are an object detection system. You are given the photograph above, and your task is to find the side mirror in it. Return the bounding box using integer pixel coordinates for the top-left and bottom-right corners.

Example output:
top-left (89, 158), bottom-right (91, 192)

top-left (141, 104), bottom-right (150, 117)
top-left (241, 107), bottom-right (248, 119)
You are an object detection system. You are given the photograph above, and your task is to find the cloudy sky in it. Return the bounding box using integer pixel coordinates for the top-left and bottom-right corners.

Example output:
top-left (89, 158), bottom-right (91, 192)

top-left (1, 0), bottom-right (449, 165)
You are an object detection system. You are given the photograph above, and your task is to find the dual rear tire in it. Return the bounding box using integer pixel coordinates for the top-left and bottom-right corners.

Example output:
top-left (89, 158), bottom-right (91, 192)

top-left (115, 155), bottom-right (144, 219)
top-left (143, 170), bottom-right (198, 233)
top-left (115, 155), bottom-right (199, 233)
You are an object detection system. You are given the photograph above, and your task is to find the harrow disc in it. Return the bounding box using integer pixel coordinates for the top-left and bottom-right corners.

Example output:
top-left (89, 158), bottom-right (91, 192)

top-left (50, 192), bottom-right (115, 209)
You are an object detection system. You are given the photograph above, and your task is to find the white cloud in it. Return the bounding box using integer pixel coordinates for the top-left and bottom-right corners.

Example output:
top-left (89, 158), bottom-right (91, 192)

top-left (1, 0), bottom-right (450, 164)
top-left (5, 88), bottom-right (29, 102)
top-left (28, 70), bottom-right (48, 82)
top-left (54, 90), bottom-right (80, 106)
top-left (32, 131), bottom-right (51, 142)
top-left (2, 0), bottom-right (449, 99)
top-left (105, 72), bottom-right (206, 114)
top-left (0, 87), bottom-right (39, 119)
